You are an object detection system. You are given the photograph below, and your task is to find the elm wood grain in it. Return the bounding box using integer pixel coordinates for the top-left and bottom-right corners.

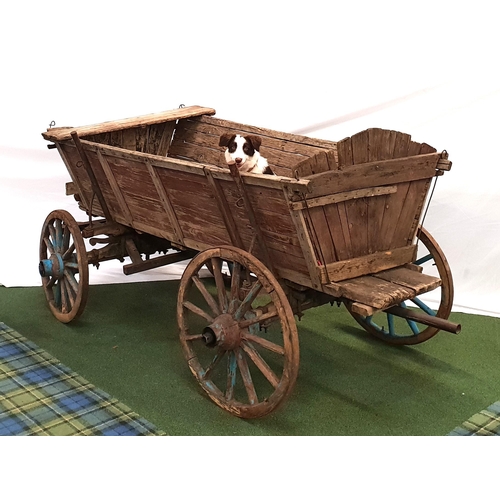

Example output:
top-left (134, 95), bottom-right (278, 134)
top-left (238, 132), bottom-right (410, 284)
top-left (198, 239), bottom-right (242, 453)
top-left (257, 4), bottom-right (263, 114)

top-left (203, 166), bottom-right (244, 249)
top-left (320, 245), bottom-right (417, 284)
top-left (81, 140), bottom-right (311, 193)
top-left (373, 267), bottom-right (441, 294)
top-left (284, 187), bottom-right (323, 289)
top-left (290, 186), bottom-right (397, 210)
top-left (331, 275), bottom-right (418, 310)
top-left (58, 144), bottom-right (93, 211)
top-left (42, 105), bottom-right (216, 142)
top-left (291, 149), bottom-right (338, 178)
top-left (96, 150), bottom-right (134, 226)
top-left (176, 115), bottom-right (338, 156)
top-left (145, 160), bottom-right (185, 246)
top-left (169, 115), bottom-right (338, 175)
top-left (306, 152), bottom-right (442, 199)
top-left (71, 132), bottom-right (113, 222)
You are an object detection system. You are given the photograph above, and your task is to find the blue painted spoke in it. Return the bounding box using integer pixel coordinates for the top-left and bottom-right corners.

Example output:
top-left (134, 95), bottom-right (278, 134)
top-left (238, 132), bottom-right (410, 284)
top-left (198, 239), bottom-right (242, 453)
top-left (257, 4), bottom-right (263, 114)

top-left (411, 296), bottom-right (437, 316)
top-left (226, 351), bottom-right (237, 401)
top-left (387, 314), bottom-right (395, 336)
top-left (234, 281), bottom-right (263, 321)
top-left (414, 253), bottom-right (433, 266)
top-left (406, 319), bottom-right (421, 335)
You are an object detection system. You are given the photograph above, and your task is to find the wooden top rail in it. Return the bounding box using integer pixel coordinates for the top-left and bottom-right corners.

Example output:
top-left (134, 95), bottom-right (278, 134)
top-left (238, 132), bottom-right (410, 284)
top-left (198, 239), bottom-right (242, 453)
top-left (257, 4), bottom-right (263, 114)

top-left (42, 105), bottom-right (216, 142)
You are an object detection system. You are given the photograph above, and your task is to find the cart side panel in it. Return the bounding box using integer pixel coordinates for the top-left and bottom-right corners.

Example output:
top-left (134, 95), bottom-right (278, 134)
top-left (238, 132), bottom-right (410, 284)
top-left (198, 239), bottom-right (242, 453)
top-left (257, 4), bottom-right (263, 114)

top-left (168, 116), bottom-right (338, 177)
top-left (92, 151), bottom-right (178, 235)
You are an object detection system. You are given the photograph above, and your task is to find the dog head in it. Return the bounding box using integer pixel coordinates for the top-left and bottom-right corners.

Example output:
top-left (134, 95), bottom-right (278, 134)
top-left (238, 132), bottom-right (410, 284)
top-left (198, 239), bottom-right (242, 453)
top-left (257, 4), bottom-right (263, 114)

top-left (219, 133), bottom-right (263, 172)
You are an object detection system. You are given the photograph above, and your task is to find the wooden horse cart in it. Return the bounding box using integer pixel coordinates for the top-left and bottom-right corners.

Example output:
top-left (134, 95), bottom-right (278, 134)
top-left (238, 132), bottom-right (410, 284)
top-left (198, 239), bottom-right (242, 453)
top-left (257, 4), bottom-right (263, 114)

top-left (40, 105), bottom-right (460, 418)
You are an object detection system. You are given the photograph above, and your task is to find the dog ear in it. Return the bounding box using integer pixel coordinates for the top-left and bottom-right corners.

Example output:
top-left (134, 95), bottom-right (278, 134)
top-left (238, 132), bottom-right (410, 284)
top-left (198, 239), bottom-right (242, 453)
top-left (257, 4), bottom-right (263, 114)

top-left (219, 133), bottom-right (235, 147)
top-left (247, 135), bottom-right (262, 151)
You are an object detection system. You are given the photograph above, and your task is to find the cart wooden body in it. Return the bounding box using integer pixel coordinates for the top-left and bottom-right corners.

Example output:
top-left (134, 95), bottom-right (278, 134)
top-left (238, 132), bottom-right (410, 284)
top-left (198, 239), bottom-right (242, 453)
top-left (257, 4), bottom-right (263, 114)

top-left (40, 105), bottom-right (458, 417)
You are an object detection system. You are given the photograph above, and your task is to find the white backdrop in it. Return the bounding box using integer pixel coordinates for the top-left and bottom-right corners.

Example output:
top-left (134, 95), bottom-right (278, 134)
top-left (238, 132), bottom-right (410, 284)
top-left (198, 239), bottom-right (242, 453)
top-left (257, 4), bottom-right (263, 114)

top-left (1, 0), bottom-right (499, 317)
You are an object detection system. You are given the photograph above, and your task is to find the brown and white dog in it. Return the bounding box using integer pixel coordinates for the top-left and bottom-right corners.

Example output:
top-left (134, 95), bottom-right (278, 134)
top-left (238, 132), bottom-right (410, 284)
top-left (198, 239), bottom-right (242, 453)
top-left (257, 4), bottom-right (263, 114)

top-left (219, 133), bottom-right (274, 174)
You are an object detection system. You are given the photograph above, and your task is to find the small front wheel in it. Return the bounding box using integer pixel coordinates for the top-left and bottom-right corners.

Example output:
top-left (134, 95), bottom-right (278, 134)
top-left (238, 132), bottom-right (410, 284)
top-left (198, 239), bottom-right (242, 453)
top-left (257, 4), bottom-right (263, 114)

top-left (177, 246), bottom-right (299, 418)
top-left (39, 210), bottom-right (89, 323)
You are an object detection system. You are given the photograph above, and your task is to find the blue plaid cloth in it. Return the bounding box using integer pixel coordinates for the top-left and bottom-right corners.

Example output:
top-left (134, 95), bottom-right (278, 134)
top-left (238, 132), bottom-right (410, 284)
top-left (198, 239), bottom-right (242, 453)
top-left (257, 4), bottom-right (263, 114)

top-left (0, 322), bottom-right (165, 436)
top-left (448, 401), bottom-right (500, 436)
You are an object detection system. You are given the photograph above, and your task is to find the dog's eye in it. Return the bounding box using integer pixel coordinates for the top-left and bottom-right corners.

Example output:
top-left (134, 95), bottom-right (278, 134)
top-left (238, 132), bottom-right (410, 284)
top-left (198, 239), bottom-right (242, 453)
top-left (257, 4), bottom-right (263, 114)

top-left (243, 143), bottom-right (253, 155)
top-left (228, 143), bottom-right (237, 153)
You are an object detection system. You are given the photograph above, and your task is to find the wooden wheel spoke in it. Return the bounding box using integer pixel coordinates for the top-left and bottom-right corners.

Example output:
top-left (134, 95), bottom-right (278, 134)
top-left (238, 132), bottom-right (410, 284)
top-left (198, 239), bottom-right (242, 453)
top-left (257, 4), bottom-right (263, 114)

top-left (234, 281), bottom-right (263, 321)
top-left (241, 341), bottom-right (280, 389)
top-left (242, 332), bottom-right (285, 356)
top-left (62, 242), bottom-right (76, 261)
top-left (55, 219), bottom-right (63, 252)
top-left (226, 351), bottom-right (237, 401)
top-left (60, 279), bottom-right (69, 313)
top-left (238, 307), bottom-right (278, 329)
top-left (229, 262), bottom-right (242, 313)
top-left (63, 269), bottom-right (79, 295)
top-left (62, 224), bottom-right (71, 253)
top-left (182, 333), bottom-right (204, 342)
top-left (44, 236), bottom-right (55, 255)
top-left (236, 348), bottom-right (258, 405)
top-left (192, 275), bottom-right (221, 316)
top-left (202, 350), bottom-right (226, 381)
top-left (182, 300), bottom-right (214, 323)
top-left (211, 258), bottom-right (229, 312)
top-left (48, 224), bottom-right (57, 252)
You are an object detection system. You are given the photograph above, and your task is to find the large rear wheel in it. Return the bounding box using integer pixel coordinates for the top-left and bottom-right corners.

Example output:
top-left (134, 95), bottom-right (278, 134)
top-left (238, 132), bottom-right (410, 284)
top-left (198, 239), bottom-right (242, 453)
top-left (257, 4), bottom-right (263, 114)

top-left (177, 246), bottom-right (299, 418)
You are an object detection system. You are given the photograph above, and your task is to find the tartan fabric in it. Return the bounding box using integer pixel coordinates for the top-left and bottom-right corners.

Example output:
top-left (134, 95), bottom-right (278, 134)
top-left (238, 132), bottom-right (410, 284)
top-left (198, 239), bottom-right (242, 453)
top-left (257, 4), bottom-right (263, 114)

top-left (448, 401), bottom-right (500, 436)
top-left (0, 322), bottom-right (165, 436)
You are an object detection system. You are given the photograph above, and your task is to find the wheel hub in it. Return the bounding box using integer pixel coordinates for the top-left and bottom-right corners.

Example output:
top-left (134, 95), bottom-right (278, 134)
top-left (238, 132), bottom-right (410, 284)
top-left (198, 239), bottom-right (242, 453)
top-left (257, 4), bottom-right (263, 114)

top-left (39, 253), bottom-right (65, 279)
top-left (202, 313), bottom-right (241, 350)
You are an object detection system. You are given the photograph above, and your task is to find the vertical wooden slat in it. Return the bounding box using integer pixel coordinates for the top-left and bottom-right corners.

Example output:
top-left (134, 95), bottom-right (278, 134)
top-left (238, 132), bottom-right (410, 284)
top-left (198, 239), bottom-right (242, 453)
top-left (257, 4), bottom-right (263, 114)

top-left (204, 167), bottom-right (244, 249)
top-left (96, 150), bottom-right (134, 225)
top-left (145, 160), bottom-right (185, 246)
top-left (367, 129), bottom-right (394, 253)
top-left (283, 187), bottom-right (322, 289)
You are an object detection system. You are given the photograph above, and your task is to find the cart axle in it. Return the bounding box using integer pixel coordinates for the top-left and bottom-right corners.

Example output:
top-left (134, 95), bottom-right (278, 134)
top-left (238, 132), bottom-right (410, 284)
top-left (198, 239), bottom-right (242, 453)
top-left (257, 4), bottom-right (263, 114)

top-left (385, 305), bottom-right (461, 334)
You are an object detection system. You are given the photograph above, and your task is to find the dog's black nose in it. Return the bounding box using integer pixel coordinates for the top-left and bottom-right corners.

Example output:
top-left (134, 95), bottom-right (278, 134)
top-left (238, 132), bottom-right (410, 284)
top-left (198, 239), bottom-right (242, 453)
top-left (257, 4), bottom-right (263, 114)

top-left (235, 158), bottom-right (242, 164)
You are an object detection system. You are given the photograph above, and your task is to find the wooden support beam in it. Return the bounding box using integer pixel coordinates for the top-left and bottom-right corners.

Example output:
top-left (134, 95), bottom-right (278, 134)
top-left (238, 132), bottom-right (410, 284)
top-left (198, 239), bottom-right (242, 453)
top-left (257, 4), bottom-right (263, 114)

top-left (204, 166), bottom-right (244, 249)
top-left (71, 131), bottom-right (113, 222)
top-left (145, 160), bottom-right (185, 246)
top-left (123, 250), bottom-right (197, 275)
top-left (97, 149), bottom-right (134, 225)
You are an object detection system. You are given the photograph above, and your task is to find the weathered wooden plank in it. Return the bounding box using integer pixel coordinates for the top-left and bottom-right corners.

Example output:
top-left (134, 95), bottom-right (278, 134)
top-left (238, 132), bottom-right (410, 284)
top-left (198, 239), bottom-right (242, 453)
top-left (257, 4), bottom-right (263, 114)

top-left (188, 115), bottom-right (338, 151)
top-left (203, 167), bottom-right (244, 249)
top-left (323, 202), bottom-right (350, 261)
top-left (146, 160), bottom-right (185, 245)
top-left (305, 206), bottom-right (337, 265)
top-left (290, 186), bottom-right (397, 210)
top-left (373, 267), bottom-right (441, 294)
top-left (306, 153), bottom-right (441, 199)
top-left (320, 245), bottom-right (416, 283)
top-left (96, 150), bottom-right (134, 225)
top-left (292, 149), bottom-right (337, 178)
top-left (376, 181), bottom-right (411, 251)
top-left (335, 275), bottom-right (417, 309)
top-left (42, 105), bottom-right (216, 142)
top-left (391, 178), bottom-right (431, 248)
top-left (284, 187), bottom-right (323, 289)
